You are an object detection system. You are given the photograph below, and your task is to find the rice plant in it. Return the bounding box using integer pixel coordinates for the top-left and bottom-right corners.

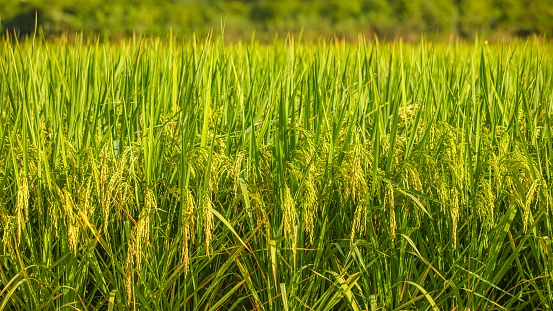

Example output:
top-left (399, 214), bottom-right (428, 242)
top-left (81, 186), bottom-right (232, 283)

top-left (1, 34), bottom-right (552, 310)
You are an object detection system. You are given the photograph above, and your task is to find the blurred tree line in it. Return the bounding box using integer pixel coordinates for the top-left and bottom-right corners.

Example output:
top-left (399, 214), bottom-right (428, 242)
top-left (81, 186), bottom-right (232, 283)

top-left (1, 0), bottom-right (552, 40)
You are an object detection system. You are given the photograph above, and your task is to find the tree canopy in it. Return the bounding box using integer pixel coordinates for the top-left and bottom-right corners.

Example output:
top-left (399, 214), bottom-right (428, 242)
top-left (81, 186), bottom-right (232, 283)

top-left (2, 0), bottom-right (552, 40)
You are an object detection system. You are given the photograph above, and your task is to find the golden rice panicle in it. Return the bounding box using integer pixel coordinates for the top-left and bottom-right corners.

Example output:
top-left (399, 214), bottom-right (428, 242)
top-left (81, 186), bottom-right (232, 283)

top-left (477, 179), bottom-right (496, 229)
top-left (119, 148), bottom-right (139, 212)
top-left (15, 170), bottom-right (29, 246)
top-left (182, 188), bottom-right (195, 276)
top-left (452, 183), bottom-right (463, 250)
top-left (350, 199), bottom-right (368, 244)
top-left (88, 141), bottom-right (104, 233)
top-left (302, 171), bottom-right (318, 244)
top-left (79, 178), bottom-right (94, 231)
top-left (99, 143), bottom-right (111, 234)
top-left (246, 147), bottom-right (274, 233)
top-left (524, 179), bottom-right (540, 233)
top-left (137, 187), bottom-right (156, 265)
top-left (125, 186), bottom-right (156, 304)
top-left (291, 139), bottom-right (318, 245)
top-left (385, 183), bottom-right (396, 242)
top-left (105, 149), bottom-right (133, 234)
top-left (129, 187), bottom-right (156, 268)
top-left (349, 142), bottom-right (369, 243)
top-left (350, 143), bottom-right (368, 203)
top-left (401, 163), bottom-right (423, 194)
top-left (436, 179), bottom-right (449, 214)
top-left (2, 218), bottom-right (15, 253)
top-left (209, 154), bottom-right (222, 195)
top-left (0, 203), bottom-right (15, 252)
top-left (125, 251), bottom-right (133, 304)
top-left (501, 151), bottom-right (542, 233)
top-left (251, 188), bottom-right (271, 238)
top-left (203, 191), bottom-right (214, 257)
top-left (60, 188), bottom-right (79, 254)
top-left (283, 185), bottom-right (298, 254)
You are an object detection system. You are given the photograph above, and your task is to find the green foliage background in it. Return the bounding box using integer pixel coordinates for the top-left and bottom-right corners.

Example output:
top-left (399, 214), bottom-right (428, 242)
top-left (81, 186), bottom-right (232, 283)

top-left (2, 0), bottom-right (553, 40)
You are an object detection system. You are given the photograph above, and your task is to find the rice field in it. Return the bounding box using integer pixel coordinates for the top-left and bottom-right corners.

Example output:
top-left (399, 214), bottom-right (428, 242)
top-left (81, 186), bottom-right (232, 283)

top-left (1, 34), bottom-right (553, 310)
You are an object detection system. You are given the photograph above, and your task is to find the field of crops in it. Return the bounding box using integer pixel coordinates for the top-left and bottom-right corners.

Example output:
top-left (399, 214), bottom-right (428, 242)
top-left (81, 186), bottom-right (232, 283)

top-left (1, 35), bottom-right (552, 310)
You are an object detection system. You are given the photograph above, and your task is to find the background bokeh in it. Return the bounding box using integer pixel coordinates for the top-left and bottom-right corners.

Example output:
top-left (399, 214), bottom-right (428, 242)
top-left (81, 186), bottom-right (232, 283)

top-left (2, 0), bottom-right (553, 40)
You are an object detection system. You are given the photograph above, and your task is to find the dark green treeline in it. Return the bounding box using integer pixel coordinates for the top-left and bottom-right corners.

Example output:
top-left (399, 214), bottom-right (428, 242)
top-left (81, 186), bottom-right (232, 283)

top-left (2, 0), bottom-right (552, 40)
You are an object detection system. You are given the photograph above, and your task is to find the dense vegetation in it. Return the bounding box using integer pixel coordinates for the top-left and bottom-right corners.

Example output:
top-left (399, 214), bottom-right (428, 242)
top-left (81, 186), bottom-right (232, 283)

top-left (1, 35), bottom-right (553, 309)
top-left (2, 0), bottom-right (553, 40)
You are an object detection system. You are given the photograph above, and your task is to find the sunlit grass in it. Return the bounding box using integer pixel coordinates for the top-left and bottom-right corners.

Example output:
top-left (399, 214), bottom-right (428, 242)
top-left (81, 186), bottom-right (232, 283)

top-left (1, 34), bottom-right (552, 310)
